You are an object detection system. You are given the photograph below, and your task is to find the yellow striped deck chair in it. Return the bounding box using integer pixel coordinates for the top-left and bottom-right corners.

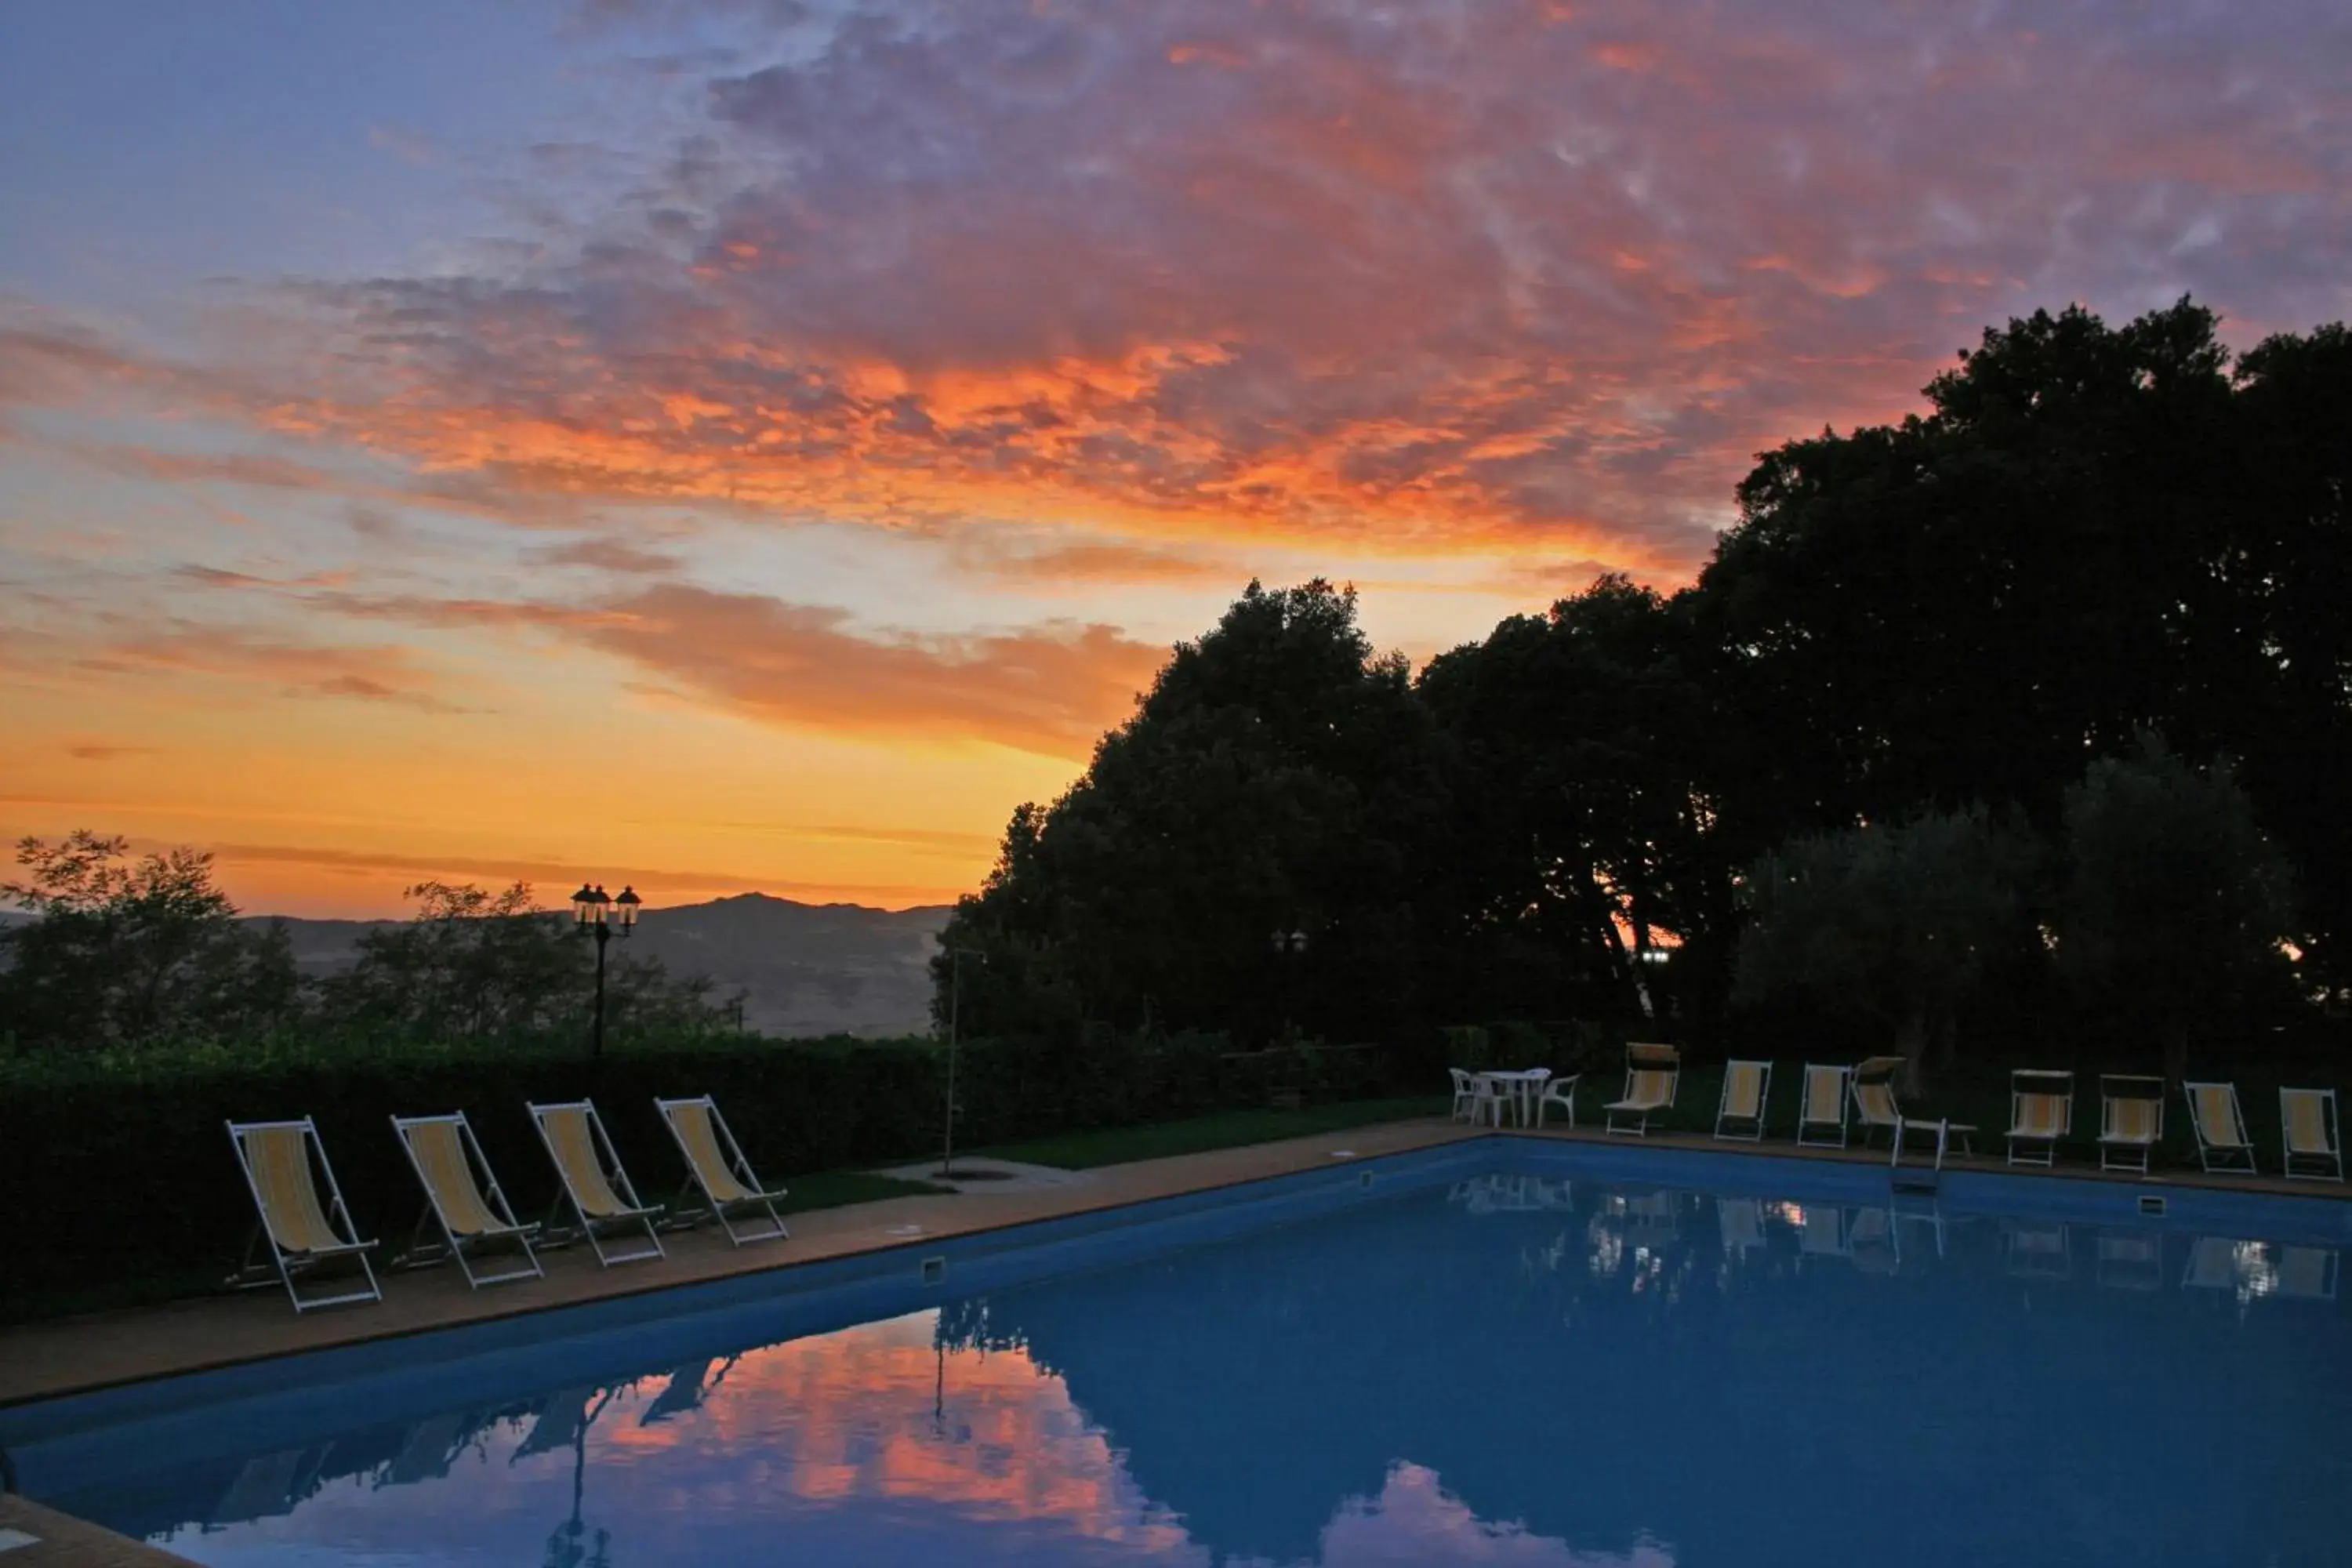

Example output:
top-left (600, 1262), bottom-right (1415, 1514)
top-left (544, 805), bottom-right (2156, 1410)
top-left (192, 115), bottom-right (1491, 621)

top-left (2279, 1087), bottom-right (2343, 1181)
top-left (1603, 1044), bottom-right (1681, 1136)
top-left (528, 1099), bottom-right (664, 1266)
top-left (2096, 1075), bottom-right (2165, 1173)
top-left (390, 1112), bottom-right (543, 1288)
top-left (2183, 1081), bottom-right (2256, 1174)
top-left (657, 1095), bottom-right (791, 1246)
top-left (1713, 1059), bottom-right (1772, 1142)
top-left (1796, 1063), bottom-right (1852, 1148)
top-left (226, 1118), bottom-right (381, 1313)
top-left (1848, 1056), bottom-right (1905, 1147)
top-left (2005, 1069), bottom-right (2074, 1166)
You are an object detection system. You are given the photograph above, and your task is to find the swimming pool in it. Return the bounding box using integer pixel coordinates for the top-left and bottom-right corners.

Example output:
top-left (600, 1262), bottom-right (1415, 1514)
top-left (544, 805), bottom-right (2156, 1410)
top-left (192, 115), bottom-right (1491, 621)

top-left (9, 1140), bottom-right (2350, 1566)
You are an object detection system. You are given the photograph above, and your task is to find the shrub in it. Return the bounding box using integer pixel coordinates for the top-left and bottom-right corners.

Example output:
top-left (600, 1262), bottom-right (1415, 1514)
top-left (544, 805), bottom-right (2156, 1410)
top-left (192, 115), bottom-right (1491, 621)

top-left (0, 1028), bottom-right (1406, 1319)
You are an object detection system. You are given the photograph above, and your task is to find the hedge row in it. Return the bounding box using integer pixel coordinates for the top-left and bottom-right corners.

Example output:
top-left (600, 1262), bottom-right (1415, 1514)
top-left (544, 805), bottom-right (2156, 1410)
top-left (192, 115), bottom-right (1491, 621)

top-left (0, 1031), bottom-right (1410, 1317)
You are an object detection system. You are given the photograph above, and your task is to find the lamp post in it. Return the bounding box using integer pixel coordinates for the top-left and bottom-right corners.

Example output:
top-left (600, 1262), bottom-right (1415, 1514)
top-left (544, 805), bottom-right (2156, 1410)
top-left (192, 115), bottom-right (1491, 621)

top-left (570, 883), bottom-right (641, 1063)
top-left (940, 947), bottom-right (985, 1178)
top-left (1270, 927), bottom-right (1308, 1043)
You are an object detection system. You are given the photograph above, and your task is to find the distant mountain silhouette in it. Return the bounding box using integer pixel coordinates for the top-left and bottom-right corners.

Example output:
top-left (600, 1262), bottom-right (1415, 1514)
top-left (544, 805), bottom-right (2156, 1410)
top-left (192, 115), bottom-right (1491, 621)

top-left (246, 893), bottom-right (953, 1039)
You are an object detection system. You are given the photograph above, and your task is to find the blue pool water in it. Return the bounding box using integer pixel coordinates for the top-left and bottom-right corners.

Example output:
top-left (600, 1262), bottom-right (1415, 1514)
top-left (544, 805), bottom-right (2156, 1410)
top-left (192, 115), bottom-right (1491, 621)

top-left (9, 1143), bottom-right (2351, 1567)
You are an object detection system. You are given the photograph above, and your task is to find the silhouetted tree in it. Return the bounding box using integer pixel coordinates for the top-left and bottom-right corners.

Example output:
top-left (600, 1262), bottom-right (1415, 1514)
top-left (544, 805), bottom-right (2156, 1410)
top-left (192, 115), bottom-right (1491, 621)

top-left (1418, 575), bottom-right (1729, 1025)
top-left (937, 580), bottom-right (1449, 1042)
top-left (0, 830), bottom-right (299, 1049)
top-left (1733, 808), bottom-right (2038, 1091)
top-left (2052, 737), bottom-right (2299, 1083)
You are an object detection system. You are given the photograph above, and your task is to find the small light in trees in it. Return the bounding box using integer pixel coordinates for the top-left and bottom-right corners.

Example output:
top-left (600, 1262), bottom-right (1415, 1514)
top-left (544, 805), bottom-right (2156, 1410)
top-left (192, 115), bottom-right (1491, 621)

top-left (1272, 928), bottom-right (1308, 954)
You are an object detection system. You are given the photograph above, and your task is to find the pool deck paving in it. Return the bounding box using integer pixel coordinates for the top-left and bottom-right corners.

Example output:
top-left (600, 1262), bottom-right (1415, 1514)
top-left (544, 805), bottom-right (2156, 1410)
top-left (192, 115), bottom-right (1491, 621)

top-left (0, 1494), bottom-right (197, 1567)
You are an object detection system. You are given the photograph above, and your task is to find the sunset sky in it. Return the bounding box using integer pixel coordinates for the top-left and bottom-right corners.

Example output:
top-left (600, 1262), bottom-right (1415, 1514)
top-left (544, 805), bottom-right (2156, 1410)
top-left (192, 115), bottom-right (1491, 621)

top-left (4, 1), bottom-right (2347, 916)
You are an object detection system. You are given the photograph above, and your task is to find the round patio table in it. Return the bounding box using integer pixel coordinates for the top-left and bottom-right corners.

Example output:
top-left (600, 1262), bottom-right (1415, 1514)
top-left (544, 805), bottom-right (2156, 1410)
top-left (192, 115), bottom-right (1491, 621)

top-left (1475, 1069), bottom-right (1552, 1128)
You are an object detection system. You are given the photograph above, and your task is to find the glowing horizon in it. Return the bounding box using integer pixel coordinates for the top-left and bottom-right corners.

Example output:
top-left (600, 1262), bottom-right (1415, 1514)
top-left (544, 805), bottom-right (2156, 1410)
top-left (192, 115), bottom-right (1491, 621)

top-left (3, 2), bottom-right (2346, 918)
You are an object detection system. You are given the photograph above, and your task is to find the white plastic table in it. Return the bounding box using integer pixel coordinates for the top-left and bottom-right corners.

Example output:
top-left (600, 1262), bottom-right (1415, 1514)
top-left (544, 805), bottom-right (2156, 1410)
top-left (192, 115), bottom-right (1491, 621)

top-left (1475, 1069), bottom-right (1552, 1128)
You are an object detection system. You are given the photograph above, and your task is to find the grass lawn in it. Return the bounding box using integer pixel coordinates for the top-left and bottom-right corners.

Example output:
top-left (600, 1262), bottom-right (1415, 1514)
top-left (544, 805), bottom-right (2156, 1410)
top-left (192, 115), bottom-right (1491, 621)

top-left (975, 1095), bottom-right (1451, 1170)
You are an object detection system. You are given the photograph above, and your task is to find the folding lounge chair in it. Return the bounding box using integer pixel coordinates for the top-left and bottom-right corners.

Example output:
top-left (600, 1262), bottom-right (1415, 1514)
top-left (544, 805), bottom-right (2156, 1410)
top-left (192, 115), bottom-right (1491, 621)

top-left (1849, 1057), bottom-right (1906, 1148)
top-left (1714, 1059), bottom-right (1772, 1141)
top-left (2275, 1245), bottom-right (2339, 1301)
top-left (390, 1112), bottom-right (543, 1287)
top-left (528, 1099), bottom-right (664, 1265)
top-left (2006, 1069), bottom-right (2074, 1167)
top-left (2280, 1087), bottom-right (2343, 1181)
top-left (657, 1095), bottom-right (791, 1246)
top-left (2183, 1082), bottom-right (2257, 1174)
top-left (1795, 1063), bottom-right (1852, 1148)
top-left (2096, 1075), bottom-right (2165, 1174)
top-left (226, 1118), bottom-right (382, 1312)
top-left (1603, 1044), bottom-right (1680, 1135)
top-left (2095, 1230), bottom-right (2164, 1292)
top-left (2003, 1219), bottom-right (2071, 1280)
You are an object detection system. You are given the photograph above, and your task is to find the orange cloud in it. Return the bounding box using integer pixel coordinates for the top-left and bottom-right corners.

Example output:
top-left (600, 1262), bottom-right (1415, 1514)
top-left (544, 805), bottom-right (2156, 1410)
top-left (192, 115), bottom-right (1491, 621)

top-left (78, 627), bottom-right (470, 713)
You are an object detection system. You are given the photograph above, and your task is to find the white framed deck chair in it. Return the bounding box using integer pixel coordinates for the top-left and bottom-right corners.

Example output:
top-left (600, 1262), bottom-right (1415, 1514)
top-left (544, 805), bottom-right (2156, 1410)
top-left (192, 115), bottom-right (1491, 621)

top-left (1536, 1072), bottom-right (1581, 1127)
top-left (657, 1095), bottom-right (791, 1246)
top-left (2006, 1069), bottom-right (2074, 1167)
top-left (1714, 1059), bottom-right (1771, 1141)
top-left (1603, 1044), bottom-right (1681, 1135)
top-left (2181, 1234), bottom-right (2260, 1294)
top-left (1850, 1207), bottom-right (1900, 1276)
top-left (528, 1099), bottom-right (664, 1265)
top-left (1849, 1057), bottom-right (1906, 1147)
top-left (1795, 1063), bottom-right (1852, 1148)
top-left (2002, 1219), bottom-right (2071, 1280)
top-left (1718, 1196), bottom-right (1766, 1261)
top-left (1797, 1205), bottom-right (1850, 1265)
top-left (2279, 1087), bottom-right (2343, 1181)
top-left (1621, 1189), bottom-right (1679, 1250)
top-left (390, 1112), bottom-right (543, 1288)
top-left (2095, 1230), bottom-right (2164, 1291)
top-left (2096, 1075), bottom-right (2165, 1174)
top-left (2183, 1081), bottom-right (2257, 1174)
top-left (2275, 1245), bottom-right (2339, 1301)
top-left (1448, 1068), bottom-right (1478, 1123)
top-left (226, 1118), bottom-right (382, 1313)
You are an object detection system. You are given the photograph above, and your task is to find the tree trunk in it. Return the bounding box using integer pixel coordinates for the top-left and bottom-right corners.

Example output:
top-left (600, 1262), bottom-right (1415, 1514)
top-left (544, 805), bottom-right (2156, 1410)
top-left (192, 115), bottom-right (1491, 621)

top-left (1933, 1011), bottom-right (1959, 1075)
top-left (2160, 1015), bottom-right (2190, 1089)
top-left (1895, 1009), bottom-right (1930, 1097)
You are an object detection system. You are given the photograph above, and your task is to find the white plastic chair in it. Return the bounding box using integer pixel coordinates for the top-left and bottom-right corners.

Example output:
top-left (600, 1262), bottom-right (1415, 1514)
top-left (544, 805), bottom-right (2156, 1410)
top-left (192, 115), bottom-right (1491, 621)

top-left (1448, 1068), bottom-right (1478, 1123)
top-left (1537, 1073), bottom-right (1581, 1127)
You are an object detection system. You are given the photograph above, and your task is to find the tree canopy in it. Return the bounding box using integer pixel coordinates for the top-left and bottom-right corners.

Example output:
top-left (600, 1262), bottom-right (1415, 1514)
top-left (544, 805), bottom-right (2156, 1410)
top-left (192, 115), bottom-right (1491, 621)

top-left (942, 299), bottom-right (2352, 1064)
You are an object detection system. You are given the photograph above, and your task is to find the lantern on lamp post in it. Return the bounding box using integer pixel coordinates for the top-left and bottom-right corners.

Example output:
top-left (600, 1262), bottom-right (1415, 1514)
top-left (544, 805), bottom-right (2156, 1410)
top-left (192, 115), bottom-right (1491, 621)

top-left (571, 883), bottom-right (641, 1062)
